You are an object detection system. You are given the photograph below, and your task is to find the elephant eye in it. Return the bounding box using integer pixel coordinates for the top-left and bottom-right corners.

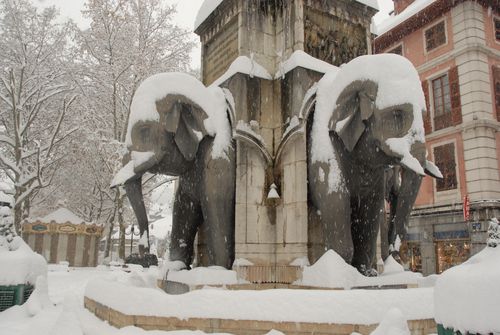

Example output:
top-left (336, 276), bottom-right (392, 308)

top-left (140, 127), bottom-right (151, 143)
top-left (382, 109), bottom-right (408, 136)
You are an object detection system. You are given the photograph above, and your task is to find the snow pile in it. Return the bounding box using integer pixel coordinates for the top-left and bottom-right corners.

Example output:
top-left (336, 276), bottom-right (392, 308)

top-left (25, 275), bottom-right (53, 316)
top-left (40, 208), bottom-right (86, 224)
top-left (85, 276), bottom-right (434, 324)
top-left (314, 54), bottom-right (427, 193)
top-left (232, 258), bottom-right (254, 266)
top-left (0, 236), bottom-right (47, 285)
top-left (298, 250), bottom-right (422, 288)
top-left (369, 308), bottom-right (411, 335)
top-left (125, 73), bottom-right (231, 160)
top-left (375, 0), bottom-right (435, 36)
top-left (300, 250), bottom-right (361, 289)
top-left (383, 255), bottom-right (404, 274)
top-left (194, 0), bottom-right (223, 29)
top-left (166, 266), bottom-right (239, 286)
top-left (434, 243), bottom-right (500, 333)
top-left (276, 50), bottom-right (338, 78)
top-left (210, 55), bottom-right (272, 87)
top-left (48, 261), bottom-right (70, 273)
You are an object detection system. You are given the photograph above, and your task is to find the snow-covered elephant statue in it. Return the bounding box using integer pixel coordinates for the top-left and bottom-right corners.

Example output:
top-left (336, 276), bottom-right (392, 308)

top-left (112, 73), bottom-right (235, 269)
top-left (307, 54), bottom-right (441, 275)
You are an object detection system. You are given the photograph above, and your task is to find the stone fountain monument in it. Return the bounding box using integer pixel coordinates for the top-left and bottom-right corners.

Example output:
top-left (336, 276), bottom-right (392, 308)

top-left (114, 0), bottom-right (441, 284)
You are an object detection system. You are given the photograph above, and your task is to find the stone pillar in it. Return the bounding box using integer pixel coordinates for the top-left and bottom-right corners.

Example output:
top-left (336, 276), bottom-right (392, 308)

top-left (452, 2), bottom-right (500, 201)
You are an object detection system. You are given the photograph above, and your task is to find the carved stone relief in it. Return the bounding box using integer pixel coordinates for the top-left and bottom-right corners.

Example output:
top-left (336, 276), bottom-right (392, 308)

top-left (304, 7), bottom-right (367, 67)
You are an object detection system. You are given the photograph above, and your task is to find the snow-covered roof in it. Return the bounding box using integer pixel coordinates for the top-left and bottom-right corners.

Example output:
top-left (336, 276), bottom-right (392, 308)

top-left (210, 56), bottom-right (272, 87)
top-left (194, 0), bottom-right (223, 30)
top-left (275, 50), bottom-right (339, 79)
top-left (375, 0), bottom-right (435, 36)
top-left (195, 0), bottom-right (378, 31)
top-left (39, 208), bottom-right (87, 225)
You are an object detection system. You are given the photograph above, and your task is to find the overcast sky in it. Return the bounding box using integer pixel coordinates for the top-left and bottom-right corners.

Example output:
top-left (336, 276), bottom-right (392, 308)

top-left (33, 0), bottom-right (394, 69)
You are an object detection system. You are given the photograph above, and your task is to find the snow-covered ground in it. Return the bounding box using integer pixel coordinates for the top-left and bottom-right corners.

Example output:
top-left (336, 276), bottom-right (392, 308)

top-left (0, 264), bottom-right (437, 335)
top-left (0, 267), bottom-right (231, 335)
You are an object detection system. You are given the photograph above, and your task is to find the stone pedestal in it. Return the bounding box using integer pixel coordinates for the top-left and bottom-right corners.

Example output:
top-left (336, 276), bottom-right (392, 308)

top-left (195, 0), bottom-right (377, 282)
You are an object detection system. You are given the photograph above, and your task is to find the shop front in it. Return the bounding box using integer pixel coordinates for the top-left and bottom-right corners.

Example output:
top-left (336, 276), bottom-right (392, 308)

top-left (433, 230), bottom-right (470, 274)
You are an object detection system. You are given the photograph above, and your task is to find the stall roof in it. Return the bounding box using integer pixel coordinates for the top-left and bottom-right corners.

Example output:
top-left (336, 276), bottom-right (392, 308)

top-left (39, 208), bottom-right (87, 225)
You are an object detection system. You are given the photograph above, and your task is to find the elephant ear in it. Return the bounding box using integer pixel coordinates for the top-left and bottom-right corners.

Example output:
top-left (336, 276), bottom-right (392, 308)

top-left (329, 80), bottom-right (378, 152)
top-left (157, 94), bottom-right (209, 161)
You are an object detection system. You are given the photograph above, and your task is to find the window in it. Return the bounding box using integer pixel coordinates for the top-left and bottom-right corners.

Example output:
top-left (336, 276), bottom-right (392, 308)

top-left (433, 143), bottom-right (457, 192)
top-left (495, 17), bottom-right (500, 41)
top-left (388, 45), bottom-right (403, 55)
top-left (432, 75), bottom-right (451, 116)
top-left (432, 74), bottom-right (452, 130)
top-left (425, 21), bottom-right (446, 51)
top-left (493, 66), bottom-right (500, 120)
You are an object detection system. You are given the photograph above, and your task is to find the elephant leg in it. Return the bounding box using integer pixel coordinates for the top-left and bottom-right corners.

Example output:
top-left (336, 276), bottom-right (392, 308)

top-left (350, 192), bottom-right (384, 275)
top-left (169, 186), bottom-right (202, 267)
top-left (200, 152), bottom-right (236, 269)
top-left (318, 193), bottom-right (353, 264)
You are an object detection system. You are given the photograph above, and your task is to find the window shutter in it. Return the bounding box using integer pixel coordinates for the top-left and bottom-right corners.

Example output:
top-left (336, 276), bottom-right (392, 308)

top-left (449, 66), bottom-right (462, 125)
top-left (492, 65), bottom-right (500, 121)
top-left (421, 80), bottom-right (432, 134)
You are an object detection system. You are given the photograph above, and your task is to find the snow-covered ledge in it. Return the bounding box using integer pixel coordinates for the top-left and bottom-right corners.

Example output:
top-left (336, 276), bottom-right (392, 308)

top-left (84, 274), bottom-right (436, 334)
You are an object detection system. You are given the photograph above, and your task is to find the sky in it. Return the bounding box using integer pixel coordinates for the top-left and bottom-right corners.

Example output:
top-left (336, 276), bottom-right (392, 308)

top-left (33, 0), bottom-right (395, 69)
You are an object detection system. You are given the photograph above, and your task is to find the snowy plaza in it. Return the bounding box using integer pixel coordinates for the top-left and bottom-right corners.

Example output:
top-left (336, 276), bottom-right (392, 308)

top-left (2, 0), bottom-right (500, 334)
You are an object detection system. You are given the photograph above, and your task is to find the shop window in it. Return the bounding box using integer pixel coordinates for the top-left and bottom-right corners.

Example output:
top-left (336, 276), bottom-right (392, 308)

top-left (495, 17), bottom-right (500, 41)
top-left (433, 143), bottom-right (457, 192)
top-left (432, 74), bottom-right (452, 130)
top-left (493, 66), bottom-right (500, 121)
top-left (435, 239), bottom-right (470, 273)
top-left (425, 21), bottom-right (446, 52)
top-left (388, 45), bottom-right (403, 55)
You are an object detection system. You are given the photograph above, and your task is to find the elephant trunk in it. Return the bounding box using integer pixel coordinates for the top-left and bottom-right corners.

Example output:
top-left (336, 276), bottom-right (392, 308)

top-left (124, 176), bottom-right (150, 256)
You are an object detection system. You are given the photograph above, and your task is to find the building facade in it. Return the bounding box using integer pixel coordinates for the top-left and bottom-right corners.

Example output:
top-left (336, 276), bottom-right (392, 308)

top-left (375, 0), bottom-right (500, 275)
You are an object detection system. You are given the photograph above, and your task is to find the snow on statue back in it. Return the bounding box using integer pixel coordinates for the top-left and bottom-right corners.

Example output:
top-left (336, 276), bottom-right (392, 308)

top-left (314, 53), bottom-right (427, 193)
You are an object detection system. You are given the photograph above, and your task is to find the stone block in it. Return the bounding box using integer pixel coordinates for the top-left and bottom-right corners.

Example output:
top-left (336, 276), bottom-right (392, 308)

top-left (235, 203), bottom-right (247, 244)
top-left (108, 309), bottom-right (135, 328)
top-left (465, 167), bottom-right (499, 182)
top-left (295, 161), bottom-right (308, 203)
top-left (282, 162), bottom-right (296, 204)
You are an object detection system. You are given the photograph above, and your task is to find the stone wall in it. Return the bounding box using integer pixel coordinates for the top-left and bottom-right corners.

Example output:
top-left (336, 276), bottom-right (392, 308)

top-left (84, 296), bottom-right (437, 335)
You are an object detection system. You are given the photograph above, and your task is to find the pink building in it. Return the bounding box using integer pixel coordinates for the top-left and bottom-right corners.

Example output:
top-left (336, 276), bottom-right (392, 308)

top-left (375, 0), bottom-right (500, 275)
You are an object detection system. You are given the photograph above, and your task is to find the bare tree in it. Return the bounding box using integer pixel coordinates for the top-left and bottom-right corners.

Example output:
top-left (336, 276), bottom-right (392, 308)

top-left (0, 0), bottom-right (76, 232)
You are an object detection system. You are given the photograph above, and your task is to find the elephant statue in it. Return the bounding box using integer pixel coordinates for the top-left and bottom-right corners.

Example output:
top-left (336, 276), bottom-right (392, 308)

top-left (112, 73), bottom-right (235, 269)
top-left (307, 54), bottom-right (440, 275)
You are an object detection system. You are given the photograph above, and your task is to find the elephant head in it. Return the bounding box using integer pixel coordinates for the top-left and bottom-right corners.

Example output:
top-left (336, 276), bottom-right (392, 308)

top-left (328, 78), bottom-right (427, 175)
